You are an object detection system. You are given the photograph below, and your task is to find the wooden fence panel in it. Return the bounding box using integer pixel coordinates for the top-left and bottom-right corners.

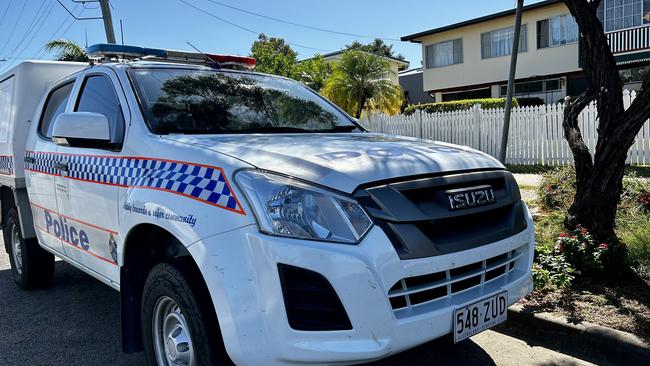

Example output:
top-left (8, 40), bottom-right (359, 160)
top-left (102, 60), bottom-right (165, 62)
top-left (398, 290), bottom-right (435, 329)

top-left (358, 92), bottom-right (650, 166)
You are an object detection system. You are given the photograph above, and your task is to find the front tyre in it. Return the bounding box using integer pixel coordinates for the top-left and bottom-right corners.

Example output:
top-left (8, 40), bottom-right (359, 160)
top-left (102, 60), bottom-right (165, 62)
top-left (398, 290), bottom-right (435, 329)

top-left (141, 262), bottom-right (231, 366)
top-left (4, 208), bottom-right (54, 289)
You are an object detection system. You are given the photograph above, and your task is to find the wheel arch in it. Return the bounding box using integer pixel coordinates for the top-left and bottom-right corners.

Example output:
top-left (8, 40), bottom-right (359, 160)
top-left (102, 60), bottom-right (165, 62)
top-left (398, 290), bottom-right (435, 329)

top-left (1, 186), bottom-right (15, 253)
top-left (120, 223), bottom-right (207, 353)
top-left (1, 186), bottom-right (36, 241)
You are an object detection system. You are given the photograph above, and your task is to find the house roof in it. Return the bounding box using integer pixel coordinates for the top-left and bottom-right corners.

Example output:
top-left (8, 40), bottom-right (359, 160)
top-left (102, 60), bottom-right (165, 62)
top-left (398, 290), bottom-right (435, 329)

top-left (401, 0), bottom-right (563, 42)
top-left (301, 50), bottom-right (410, 66)
top-left (398, 67), bottom-right (423, 76)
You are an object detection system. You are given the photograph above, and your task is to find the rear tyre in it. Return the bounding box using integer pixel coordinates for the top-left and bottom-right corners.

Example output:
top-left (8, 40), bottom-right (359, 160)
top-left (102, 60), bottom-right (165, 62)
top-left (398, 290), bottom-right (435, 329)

top-left (141, 262), bottom-right (232, 366)
top-left (3, 208), bottom-right (55, 289)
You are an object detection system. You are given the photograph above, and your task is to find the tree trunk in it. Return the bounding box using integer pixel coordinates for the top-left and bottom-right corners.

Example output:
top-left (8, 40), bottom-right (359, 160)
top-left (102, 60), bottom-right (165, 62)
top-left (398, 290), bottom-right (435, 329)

top-left (355, 96), bottom-right (366, 119)
top-left (567, 157), bottom-right (626, 242)
top-left (561, 0), bottom-right (650, 244)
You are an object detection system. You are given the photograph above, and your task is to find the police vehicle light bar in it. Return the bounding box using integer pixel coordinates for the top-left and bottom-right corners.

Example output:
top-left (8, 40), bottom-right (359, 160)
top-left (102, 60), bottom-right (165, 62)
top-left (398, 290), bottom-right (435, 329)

top-left (86, 44), bottom-right (256, 70)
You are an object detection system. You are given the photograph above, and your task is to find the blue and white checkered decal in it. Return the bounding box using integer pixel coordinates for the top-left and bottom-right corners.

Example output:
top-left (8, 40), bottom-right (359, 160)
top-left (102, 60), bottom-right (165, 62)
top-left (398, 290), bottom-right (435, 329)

top-left (24, 151), bottom-right (58, 175)
top-left (24, 151), bottom-right (244, 214)
top-left (0, 155), bottom-right (13, 176)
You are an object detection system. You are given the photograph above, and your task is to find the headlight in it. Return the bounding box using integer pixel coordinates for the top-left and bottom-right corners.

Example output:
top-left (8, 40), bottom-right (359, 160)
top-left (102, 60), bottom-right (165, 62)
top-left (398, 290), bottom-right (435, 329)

top-left (236, 170), bottom-right (373, 243)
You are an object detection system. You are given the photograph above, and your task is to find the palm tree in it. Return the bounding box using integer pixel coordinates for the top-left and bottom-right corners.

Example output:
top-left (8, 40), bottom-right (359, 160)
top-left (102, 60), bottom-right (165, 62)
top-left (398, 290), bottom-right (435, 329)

top-left (45, 39), bottom-right (88, 62)
top-left (322, 50), bottom-right (403, 118)
top-left (294, 55), bottom-right (332, 92)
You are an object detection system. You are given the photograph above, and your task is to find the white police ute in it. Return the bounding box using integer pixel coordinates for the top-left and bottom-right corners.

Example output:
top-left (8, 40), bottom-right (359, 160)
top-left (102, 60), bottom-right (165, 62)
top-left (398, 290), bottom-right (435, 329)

top-left (0, 44), bottom-right (534, 365)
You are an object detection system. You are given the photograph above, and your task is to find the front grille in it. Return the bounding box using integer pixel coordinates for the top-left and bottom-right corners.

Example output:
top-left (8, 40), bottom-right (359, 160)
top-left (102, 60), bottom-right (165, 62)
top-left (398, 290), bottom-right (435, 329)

top-left (388, 249), bottom-right (522, 314)
top-left (278, 264), bottom-right (352, 331)
top-left (355, 170), bottom-right (527, 259)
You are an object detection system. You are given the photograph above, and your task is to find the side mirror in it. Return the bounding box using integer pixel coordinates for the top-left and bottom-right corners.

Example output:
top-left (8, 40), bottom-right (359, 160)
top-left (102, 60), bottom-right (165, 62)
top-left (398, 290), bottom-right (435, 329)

top-left (52, 112), bottom-right (111, 147)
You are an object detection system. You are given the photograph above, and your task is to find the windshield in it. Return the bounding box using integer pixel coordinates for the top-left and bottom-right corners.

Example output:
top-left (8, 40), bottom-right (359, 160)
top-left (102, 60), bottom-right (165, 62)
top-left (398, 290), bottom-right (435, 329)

top-left (129, 68), bottom-right (359, 134)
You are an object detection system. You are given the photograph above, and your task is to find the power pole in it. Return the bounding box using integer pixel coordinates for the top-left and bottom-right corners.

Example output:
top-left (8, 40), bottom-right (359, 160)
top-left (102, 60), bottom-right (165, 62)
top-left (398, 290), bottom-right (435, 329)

top-left (499, 0), bottom-right (524, 163)
top-left (99, 0), bottom-right (116, 43)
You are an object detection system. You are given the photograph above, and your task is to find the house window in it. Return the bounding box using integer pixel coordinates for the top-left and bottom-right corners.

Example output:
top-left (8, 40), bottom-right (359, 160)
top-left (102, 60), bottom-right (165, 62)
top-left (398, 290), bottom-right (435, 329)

top-left (599, 0), bottom-right (644, 31)
top-left (620, 66), bottom-right (648, 84)
top-left (425, 39), bottom-right (463, 68)
top-left (481, 25), bottom-right (527, 59)
top-left (499, 78), bottom-right (562, 96)
top-left (537, 14), bottom-right (579, 48)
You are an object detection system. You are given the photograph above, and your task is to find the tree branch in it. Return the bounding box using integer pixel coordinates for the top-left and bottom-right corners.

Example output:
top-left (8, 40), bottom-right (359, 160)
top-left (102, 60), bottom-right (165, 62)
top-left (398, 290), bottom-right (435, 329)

top-left (563, 91), bottom-right (595, 171)
top-left (564, 0), bottom-right (623, 134)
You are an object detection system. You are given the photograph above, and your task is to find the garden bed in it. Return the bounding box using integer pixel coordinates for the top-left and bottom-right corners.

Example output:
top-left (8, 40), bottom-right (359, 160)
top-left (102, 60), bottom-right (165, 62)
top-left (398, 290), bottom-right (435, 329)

top-left (518, 169), bottom-right (650, 341)
top-left (520, 278), bottom-right (650, 342)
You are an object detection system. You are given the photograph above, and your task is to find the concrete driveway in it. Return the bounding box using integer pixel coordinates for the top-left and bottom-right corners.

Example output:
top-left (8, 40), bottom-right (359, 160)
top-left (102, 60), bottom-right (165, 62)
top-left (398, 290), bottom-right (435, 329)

top-left (1, 244), bottom-right (598, 366)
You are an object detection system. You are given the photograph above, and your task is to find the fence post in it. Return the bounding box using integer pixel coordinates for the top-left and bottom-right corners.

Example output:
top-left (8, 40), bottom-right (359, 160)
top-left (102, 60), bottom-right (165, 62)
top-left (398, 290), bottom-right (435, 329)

top-left (418, 110), bottom-right (423, 139)
top-left (472, 105), bottom-right (481, 150)
top-left (623, 89), bottom-right (631, 110)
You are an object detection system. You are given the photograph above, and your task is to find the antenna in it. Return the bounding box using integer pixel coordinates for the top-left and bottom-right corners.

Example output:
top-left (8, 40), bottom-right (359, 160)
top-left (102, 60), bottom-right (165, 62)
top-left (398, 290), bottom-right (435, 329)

top-left (120, 19), bottom-right (124, 45)
top-left (186, 41), bottom-right (220, 69)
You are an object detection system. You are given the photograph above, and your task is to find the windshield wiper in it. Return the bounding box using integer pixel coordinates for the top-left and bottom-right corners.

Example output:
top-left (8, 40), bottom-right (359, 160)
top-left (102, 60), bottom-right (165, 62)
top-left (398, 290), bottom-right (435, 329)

top-left (231, 126), bottom-right (313, 133)
top-left (228, 125), bottom-right (360, 134)
top-left (315, 125), bottom-right (360, 133)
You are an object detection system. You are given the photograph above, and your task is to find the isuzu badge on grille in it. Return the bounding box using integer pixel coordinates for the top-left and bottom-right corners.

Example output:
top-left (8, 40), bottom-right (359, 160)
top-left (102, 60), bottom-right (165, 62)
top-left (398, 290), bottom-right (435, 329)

top-left (446, 185), bottom-right (496, 210)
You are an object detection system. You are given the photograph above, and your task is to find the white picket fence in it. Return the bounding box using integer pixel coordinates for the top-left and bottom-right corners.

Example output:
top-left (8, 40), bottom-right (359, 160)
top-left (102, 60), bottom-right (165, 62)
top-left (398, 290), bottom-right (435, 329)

top-left (359, 90), bottom-right (650, 166)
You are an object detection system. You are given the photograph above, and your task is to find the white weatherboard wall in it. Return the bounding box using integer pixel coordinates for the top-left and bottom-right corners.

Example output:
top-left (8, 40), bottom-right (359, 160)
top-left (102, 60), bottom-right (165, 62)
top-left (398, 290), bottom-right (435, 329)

top-left (360, 90), bottom-right (650, 166)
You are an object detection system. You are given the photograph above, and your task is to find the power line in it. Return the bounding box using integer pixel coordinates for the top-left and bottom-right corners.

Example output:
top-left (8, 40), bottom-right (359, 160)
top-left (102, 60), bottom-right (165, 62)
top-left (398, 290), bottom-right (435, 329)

top-left (33, 5), bottom-right (83, 60)
top-left (0, 0), bottom-right (28, 57)
top-left (177, 0), bottom-right (332, 53)
top-left (0, 3), bottom-right (84, 73)
top-left (13, 2), bottom-right (58, 61)
top-left (55, 0), bottom-right (102, 20)
top-left (0, 0), bottom-right (14, 30)
top-left (5, 1), bottom-right (55, 61)
top-left (202, 0), bottom-right (401, 42)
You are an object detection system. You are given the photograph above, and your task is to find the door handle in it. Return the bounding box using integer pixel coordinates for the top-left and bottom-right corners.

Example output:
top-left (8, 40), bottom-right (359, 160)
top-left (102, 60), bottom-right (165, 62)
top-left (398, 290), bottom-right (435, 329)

top-left (54, 162), bottom-right (68, 172)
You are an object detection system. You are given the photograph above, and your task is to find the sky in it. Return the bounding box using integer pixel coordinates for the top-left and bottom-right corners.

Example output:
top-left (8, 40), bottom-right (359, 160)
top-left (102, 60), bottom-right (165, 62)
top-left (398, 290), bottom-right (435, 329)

top-left (0, 0), bottom-right (545, 74)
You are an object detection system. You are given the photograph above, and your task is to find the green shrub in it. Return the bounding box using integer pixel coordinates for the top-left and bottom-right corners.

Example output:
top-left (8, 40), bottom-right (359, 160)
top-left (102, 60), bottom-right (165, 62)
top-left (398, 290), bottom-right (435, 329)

top-left (620, 172), bottom-right (650, 212)
top-left (533, 244), bottom-right (575, 289)
top-left (537, 166), bottom-right (576, 210)
top-left (556, 226), bottom-right (628, 277)
top-left (404, 97), bottom-right (518, 115)
top-left (533, 212), bottom-right (575, 289)
top-left (538, 166), bottom-right (650, 214)
top-left (618, 213), bottom-right (650, 279)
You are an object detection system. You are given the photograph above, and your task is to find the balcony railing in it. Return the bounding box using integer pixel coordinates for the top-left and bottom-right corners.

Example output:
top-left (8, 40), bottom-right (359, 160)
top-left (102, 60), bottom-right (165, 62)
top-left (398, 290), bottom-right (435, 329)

top-left (606, 25), bottom-right (650, 54)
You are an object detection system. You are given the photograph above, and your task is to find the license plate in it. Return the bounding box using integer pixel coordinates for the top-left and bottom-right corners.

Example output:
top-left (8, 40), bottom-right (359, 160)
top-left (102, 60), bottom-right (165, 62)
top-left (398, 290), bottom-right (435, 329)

top-left (453, 291), bottom-right (508, 343)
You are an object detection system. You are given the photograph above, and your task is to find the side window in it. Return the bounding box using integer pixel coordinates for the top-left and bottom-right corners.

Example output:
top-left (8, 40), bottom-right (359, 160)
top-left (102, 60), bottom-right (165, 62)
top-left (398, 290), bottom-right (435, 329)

top-left (39, 82), bottom-right (74, 139)
top-left (75, 75), bottom-right (124, 144)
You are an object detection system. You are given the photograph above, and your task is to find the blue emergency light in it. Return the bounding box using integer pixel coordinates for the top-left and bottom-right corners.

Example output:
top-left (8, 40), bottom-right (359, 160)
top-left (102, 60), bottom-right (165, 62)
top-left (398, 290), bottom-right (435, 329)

top-left (86, 44), bottom-right (167, 59)
top-left (86, 43), bottom-right (256, 70)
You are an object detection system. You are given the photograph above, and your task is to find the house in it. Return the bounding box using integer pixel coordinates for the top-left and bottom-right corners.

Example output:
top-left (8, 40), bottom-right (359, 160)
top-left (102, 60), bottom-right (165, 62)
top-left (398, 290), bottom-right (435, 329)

top-left (304, 50), bottom-right (409, 85)
top-left (398, 68), bottom-right (435, 104)
top-left (401, 0), bottom-right (650, 104)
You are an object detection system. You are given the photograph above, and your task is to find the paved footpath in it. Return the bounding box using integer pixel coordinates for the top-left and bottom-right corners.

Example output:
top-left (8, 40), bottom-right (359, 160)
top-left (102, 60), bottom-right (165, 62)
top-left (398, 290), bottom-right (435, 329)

top-left (1, 238), bottom-right (604, 365)
top-left (513, 174), bottom-right (542, 188)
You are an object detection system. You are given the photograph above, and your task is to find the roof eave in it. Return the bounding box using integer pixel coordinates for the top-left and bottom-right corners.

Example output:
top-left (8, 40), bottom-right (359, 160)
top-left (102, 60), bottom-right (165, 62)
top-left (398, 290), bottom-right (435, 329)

top-left (401, 0), bottom-right (563, 42)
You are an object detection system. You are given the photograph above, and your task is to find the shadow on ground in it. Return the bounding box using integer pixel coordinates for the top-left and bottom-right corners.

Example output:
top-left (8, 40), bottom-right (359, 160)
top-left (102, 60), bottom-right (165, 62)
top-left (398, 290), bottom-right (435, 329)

top-left (0, 258), bottom-right (497, 366)
top-left (519, 277), bottom-right (650, 343)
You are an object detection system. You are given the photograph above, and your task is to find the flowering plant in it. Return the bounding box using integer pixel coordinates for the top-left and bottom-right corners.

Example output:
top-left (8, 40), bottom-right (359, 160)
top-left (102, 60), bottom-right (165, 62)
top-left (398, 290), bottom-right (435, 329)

top-left (555, 225), bottom-right (613, 276)
top-left (638, 191), bottom-right (650, 211)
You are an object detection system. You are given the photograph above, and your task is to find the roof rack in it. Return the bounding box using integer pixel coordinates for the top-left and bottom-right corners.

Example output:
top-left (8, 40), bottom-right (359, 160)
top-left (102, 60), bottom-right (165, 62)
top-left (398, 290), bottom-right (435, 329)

top-left (86, 43), bottom-right (256, 70)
